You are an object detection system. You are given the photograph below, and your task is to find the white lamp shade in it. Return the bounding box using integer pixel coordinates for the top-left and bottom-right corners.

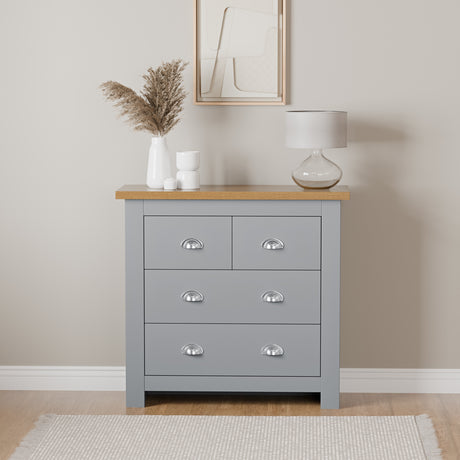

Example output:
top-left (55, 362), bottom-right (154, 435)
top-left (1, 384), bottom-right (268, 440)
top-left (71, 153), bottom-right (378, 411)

top-left (286, 111), bottom-right (347, 149)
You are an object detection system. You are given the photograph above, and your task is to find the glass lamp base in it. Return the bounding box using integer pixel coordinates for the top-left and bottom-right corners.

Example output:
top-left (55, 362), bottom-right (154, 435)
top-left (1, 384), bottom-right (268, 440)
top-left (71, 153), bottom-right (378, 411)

top-left (292, 149), bottom-right (342, 189)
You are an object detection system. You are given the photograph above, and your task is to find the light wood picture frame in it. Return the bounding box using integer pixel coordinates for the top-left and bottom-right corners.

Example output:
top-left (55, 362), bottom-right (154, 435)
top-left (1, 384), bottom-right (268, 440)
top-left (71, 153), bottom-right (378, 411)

top-left (194, 0), bottom-right (286, 106)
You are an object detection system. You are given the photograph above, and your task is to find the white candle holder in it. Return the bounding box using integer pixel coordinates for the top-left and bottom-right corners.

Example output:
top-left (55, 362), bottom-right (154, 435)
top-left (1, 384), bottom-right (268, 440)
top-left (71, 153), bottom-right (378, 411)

top-left (176, 151), bottom-right (200, 190)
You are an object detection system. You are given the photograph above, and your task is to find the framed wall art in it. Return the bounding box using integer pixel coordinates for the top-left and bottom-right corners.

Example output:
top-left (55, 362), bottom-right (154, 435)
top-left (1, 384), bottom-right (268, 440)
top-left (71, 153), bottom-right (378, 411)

top-left (194, 0), bottom-right (286, 105)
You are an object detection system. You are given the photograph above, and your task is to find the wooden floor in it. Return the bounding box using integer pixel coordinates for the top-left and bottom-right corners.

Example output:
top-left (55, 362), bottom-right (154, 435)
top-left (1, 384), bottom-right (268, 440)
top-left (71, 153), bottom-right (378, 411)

top-left (1, 392), bottom-right (458, 459)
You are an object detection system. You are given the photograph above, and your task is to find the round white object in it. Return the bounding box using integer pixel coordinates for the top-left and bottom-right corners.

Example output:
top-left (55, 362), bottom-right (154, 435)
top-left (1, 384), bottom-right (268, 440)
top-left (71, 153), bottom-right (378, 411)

top-left (177, 170), bottom-right (200, 190)
top-left (177, 151), bottom-right (200, 171)
top-left (163, 177), bottom-right (177, 190)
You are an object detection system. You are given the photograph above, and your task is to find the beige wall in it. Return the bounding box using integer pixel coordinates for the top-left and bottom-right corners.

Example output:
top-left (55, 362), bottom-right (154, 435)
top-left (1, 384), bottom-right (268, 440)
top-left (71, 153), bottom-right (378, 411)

top-left (1, 0), bottom-right (459, 368)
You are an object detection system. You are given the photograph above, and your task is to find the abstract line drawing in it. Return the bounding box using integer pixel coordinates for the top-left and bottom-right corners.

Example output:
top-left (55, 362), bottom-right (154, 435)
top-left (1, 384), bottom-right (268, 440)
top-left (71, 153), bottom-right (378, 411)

top-left (195, 0), bottom-right (286, 105)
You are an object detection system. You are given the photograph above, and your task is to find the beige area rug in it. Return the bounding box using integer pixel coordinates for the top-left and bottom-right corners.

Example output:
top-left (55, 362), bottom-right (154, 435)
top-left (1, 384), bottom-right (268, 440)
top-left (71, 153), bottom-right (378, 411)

top-left (10, 414), bottom-right (442, 459)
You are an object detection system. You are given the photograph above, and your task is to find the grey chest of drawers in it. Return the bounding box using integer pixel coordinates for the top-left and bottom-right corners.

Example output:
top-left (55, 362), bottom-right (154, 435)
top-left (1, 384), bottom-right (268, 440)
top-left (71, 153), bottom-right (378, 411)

top-left (116, 185), bottom-right (350, 409)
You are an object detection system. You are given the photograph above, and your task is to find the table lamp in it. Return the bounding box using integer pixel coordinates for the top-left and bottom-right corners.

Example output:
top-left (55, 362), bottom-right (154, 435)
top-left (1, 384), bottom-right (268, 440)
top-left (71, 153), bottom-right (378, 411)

top-left (286, 110), bottom-right (347, 189)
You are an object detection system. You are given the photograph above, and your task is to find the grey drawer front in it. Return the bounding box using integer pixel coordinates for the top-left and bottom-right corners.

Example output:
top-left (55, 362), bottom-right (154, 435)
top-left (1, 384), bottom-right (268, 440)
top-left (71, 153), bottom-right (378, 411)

top-left (145, 270), bottom-right (320, 324)
top-left (145, 324), bottom-right (320, 376)
top-left (144, 217), bottom-right (231, 269)
top-left (233, 217), bottom-right (321, 270)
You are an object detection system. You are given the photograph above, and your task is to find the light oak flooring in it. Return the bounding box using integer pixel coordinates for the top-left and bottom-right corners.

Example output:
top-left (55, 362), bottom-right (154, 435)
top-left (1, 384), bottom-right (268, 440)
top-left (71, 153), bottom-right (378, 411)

top-left (1, 392), bottom-right (459, 459)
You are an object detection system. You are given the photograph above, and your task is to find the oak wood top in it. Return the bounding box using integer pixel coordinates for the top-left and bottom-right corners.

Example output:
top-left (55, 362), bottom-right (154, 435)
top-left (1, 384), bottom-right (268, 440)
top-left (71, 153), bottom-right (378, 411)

top-left (115, 185), bottom-right (350, 200)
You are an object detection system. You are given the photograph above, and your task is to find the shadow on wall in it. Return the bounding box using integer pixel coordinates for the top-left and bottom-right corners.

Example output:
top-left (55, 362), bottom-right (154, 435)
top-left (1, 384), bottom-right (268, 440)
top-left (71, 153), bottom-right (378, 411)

top-left (340, 119), bottom-right (423, 368)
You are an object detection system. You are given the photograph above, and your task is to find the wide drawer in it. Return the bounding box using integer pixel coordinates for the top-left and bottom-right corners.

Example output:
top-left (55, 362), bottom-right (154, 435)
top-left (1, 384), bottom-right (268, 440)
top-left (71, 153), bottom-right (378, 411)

top-left (144, 216), bottom-right (231, 269)
top-left (144, 270), bottom-right (320, 324)
top-left (233, 217), bottom-right (321, 270)
top-left (145, 324), bottom-right (320, 376)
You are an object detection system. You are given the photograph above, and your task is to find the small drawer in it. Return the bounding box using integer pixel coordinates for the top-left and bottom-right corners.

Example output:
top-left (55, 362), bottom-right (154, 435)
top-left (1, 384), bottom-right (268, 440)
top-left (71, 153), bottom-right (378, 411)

top-left (233, 217), bottom-right (321, 270)
top-left (145, 324), bottom-right (320, 376)
top-left (144, 216), bottom-right (231, 269)
top-left (145, 270), bottom-right (320, 324)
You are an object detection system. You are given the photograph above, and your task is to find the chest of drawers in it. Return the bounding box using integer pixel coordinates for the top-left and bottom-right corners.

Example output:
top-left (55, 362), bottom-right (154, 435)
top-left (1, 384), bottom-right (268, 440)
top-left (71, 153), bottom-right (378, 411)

top-left (116, 185), bottom-right (350, 409)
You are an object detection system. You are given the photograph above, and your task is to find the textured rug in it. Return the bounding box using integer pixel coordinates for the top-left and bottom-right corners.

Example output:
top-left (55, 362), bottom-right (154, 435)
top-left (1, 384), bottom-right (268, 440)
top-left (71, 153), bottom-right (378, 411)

top-left (10, 414), bottom-right (442, 459)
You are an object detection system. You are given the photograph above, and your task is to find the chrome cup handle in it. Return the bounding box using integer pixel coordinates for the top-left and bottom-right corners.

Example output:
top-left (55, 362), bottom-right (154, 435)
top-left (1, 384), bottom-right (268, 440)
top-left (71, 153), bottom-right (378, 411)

top-left (262, 238), bottom-right (285, 250)
top-left (181, 344), bottom-right (204, 356)
top-left (262, 291), bottom-right (284, 303)
top-left (181, 290), bottom-right (204, 303)
top-left (261, 344), bottom-right (284, 357)
top-left (181, 238), bottom-right (204, 250)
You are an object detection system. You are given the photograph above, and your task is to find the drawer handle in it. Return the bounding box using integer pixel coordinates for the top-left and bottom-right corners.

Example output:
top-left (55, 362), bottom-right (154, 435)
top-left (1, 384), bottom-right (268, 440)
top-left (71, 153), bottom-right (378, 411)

top-left (181, 238), bottom-right (204, 250)
top-left (182, 290), bottom-right (204, 303)
top-left (181, 343), bottom-right (204, 356)
top-left (262, 238), bottom-right (285, 250)
top-left (262, 291), bottom-right (284, 303)
top-left (261, 344), bottom-right (284, 357)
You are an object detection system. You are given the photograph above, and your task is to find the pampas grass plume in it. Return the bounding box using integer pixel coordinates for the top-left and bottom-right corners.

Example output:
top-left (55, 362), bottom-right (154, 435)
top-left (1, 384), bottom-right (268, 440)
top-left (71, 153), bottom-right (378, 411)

top-left (101, 59), bottom-right (188, 136)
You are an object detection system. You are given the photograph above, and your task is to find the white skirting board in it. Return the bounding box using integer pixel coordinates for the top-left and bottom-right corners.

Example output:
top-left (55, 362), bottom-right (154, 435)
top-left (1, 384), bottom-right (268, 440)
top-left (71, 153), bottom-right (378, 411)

top-left (341, 368), bottom-right (460, 394)
top-left (0, 367), bottom-right (125, 391)
top-left (0, 367), bottom-right (460, 393)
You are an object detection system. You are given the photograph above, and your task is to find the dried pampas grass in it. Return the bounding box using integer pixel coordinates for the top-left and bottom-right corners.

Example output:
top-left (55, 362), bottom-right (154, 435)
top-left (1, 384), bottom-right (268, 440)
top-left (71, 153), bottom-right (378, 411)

top-left (101, 59), bottom-right (188, 136)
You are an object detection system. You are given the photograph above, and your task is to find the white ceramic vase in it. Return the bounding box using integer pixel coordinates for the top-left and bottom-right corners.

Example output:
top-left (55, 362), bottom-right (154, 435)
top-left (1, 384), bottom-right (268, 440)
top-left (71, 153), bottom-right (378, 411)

top-left (146, 136), bottom-right (171, 189)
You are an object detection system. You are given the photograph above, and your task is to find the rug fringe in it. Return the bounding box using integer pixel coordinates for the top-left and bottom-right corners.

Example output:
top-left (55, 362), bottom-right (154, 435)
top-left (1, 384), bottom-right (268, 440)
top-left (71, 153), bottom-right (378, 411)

top-left (415, 414), bottom-right (443, 459)
top-left (9, 414), bottom-right (56, 460)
